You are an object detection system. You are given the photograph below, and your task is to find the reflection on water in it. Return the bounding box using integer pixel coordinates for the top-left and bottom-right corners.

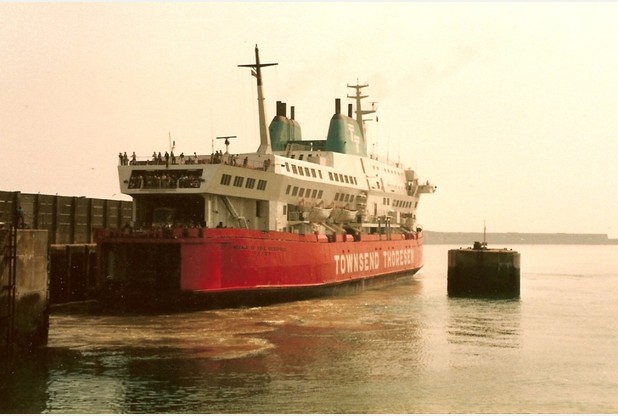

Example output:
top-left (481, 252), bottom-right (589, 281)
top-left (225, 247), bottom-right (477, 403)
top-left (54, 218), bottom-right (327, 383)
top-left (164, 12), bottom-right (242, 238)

top-left (3, 279), bottom-right (430, 413)
top-left (2, 245), bottom-right (618, 413)
top-left (447, 298), bottom-right (521, 349)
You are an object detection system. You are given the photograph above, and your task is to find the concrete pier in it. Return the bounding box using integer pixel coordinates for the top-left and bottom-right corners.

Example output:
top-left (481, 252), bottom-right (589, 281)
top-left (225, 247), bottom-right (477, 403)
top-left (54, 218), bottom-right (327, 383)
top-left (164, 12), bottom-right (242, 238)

top-left (447, 242), bottom-right (520, 297)
top-left (1, 229), bottom-right (49, 353)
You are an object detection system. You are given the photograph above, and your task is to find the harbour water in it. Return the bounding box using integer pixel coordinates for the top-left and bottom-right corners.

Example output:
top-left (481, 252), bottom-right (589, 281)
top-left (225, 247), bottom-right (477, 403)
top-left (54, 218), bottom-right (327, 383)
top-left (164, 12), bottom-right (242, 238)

top-left (1, 244), bottom-right (617, 413)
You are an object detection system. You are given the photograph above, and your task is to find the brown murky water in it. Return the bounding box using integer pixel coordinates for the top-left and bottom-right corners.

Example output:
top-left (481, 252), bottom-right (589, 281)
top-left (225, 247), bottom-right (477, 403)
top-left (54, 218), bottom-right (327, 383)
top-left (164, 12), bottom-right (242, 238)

top-left (1, 245), bottom-right (617, 413)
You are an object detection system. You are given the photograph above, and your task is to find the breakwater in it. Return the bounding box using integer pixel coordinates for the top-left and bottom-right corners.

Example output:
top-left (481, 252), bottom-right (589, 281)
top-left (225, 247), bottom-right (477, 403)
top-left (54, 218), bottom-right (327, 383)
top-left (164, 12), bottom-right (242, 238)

top-left (424, 231), bottom-right (618, 245)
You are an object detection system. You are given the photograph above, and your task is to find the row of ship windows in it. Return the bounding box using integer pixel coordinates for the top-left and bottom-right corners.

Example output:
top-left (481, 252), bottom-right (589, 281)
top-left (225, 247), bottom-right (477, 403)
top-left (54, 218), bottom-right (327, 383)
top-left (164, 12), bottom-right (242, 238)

top-left (220, 175), bottom-right (414, 208)
top-left (220, 174), bottom-right (267, 191)
top-left (285, 185), bottom-right (324, 200)
top-left (285, 162), bottom-right (359, 185)
top-left (371, 164), bottom-right (404, 176)
top-left (383, 197), bottom-right (415, 209)
top-left (283, 185), bottom-right (366, 205)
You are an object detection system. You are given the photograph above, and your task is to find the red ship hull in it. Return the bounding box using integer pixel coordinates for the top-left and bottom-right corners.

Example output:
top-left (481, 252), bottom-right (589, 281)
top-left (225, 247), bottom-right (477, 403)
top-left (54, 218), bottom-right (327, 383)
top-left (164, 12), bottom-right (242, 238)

top-left (95, 228), bottom-right (424, 311)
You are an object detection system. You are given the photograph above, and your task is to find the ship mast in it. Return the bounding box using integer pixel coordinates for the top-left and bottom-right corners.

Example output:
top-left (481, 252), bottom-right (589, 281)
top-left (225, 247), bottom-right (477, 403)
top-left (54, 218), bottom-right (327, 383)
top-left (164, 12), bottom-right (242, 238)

top-left (239, 45), bottom-right (278, 154)
top-left (347, 82), bottom-right (375, 142)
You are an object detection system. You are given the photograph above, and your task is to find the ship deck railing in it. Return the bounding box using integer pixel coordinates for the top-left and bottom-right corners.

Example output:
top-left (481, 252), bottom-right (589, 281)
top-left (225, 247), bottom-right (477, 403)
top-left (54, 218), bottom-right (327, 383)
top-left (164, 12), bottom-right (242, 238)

top-left (94, 226), bottom-right (422, 243)
top-left (121, 154), bottom-right (271, 171)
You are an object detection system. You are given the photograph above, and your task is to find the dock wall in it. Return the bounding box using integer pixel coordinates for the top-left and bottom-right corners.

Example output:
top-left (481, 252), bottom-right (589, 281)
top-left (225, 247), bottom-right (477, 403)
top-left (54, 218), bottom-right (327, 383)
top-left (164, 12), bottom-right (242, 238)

top-left (0, 191), bottom-right (132, 245)
top-left (0, 191), bottom-right (132, 304)
top-left (1, 230), bottom-right (49, 352)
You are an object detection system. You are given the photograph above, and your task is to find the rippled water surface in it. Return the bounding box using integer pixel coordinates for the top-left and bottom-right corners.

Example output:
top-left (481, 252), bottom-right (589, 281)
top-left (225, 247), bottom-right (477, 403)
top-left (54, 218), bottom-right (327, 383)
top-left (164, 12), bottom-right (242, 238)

top-left (1, 245), bottom-right (617, 413)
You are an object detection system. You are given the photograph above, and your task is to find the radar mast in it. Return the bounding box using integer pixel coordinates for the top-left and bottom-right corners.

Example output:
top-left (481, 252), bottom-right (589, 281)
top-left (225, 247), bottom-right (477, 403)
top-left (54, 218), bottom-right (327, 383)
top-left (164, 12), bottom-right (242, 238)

top-left (239, 45), bottom-right (278, 154)
top-left (347, 82), bottom-right (376, 142)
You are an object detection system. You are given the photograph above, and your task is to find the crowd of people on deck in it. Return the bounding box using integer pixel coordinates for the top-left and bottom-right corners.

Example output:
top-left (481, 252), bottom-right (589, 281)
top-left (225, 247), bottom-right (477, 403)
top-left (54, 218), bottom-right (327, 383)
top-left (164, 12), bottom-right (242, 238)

top-left (119, 151), bottom-right (201, 166)
top-left (127, 170), bottom-right (202, 189)
top-left (148, 151), bottom-right (201, 167)
top-left (209, 151), bottom-right (251, 168)
top-left (119, 150), bottom-right (269, 170)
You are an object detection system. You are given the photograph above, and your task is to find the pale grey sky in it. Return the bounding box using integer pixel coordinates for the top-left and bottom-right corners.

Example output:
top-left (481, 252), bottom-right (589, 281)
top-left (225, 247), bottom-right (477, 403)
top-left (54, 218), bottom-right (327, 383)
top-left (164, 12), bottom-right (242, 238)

top-left (2, 3), bottom-right (617, 236)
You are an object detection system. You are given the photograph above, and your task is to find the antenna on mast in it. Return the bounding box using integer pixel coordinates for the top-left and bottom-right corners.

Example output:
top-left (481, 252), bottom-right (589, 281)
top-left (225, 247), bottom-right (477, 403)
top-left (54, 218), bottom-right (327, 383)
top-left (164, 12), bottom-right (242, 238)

top-left (217, 135), bottom-right (236, 154)
top-left (238, 45), bottom-right (278, 155)
top-left (386, 136), bottom-right (390, 163)
top-left (210, 110), bottom-right (214, 155)
top-left (347, 82), bottom-right (373, 142)
top-left (168, 132), bottom-right (175, 153)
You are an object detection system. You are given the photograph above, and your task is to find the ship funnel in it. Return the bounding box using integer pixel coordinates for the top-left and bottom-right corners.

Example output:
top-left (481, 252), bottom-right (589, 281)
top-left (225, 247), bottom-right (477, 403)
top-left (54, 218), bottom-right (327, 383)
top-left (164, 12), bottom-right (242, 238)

top-left (276, 101), bottom-right (287, 117)
top-left (270, 100), bottom-right (302, 151)
top-left (335, 98), bottom-right (341, 114)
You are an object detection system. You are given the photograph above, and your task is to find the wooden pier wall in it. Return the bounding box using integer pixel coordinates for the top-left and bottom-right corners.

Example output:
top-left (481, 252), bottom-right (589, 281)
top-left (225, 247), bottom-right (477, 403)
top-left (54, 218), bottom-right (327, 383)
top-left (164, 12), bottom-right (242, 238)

top-left (0, 191), bottom-right (132, 304)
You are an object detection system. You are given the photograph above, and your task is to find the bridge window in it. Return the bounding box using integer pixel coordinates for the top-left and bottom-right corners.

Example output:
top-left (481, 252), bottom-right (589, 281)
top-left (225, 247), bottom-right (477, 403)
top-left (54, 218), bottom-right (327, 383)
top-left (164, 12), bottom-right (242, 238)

top-left (220, 174), bottom-right (232, 186)
top-left (246, 178), bottom-right (256, 189)
top-left (233, 176), bottom-right (244, 187)
top-left (257, 180), bottom-right (267, 191)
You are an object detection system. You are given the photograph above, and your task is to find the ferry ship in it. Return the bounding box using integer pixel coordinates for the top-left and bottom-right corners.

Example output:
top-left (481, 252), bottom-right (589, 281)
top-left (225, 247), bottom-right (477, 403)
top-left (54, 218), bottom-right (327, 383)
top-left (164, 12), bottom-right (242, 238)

top-left (95, 46), bottom-right (436, 310)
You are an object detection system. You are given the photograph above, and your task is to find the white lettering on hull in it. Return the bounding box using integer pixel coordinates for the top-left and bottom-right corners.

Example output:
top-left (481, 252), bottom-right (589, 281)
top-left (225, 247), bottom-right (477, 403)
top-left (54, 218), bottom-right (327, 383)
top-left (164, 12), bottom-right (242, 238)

top-left (334, 248), bottom-right (415, 275)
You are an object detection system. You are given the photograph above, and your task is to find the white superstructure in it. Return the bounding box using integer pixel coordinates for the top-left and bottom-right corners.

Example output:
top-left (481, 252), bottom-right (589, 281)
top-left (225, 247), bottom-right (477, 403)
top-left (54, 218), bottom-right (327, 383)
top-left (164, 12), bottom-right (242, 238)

top-left (117, 46), bottom-right (435, 237)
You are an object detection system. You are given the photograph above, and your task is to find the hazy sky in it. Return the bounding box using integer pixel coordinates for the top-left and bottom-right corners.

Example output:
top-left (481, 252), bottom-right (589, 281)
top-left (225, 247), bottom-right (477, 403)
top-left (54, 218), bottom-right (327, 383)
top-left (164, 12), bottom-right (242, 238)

top-left (2, 2), bottom-right (618, 236)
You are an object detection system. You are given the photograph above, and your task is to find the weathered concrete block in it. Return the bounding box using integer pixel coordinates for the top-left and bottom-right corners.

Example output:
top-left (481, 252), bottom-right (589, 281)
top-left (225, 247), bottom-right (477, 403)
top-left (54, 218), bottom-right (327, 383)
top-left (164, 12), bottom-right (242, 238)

top-left (1, 230), bottom-right (49, 352)
top-left (448, 245), bottom-right (520, 297)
